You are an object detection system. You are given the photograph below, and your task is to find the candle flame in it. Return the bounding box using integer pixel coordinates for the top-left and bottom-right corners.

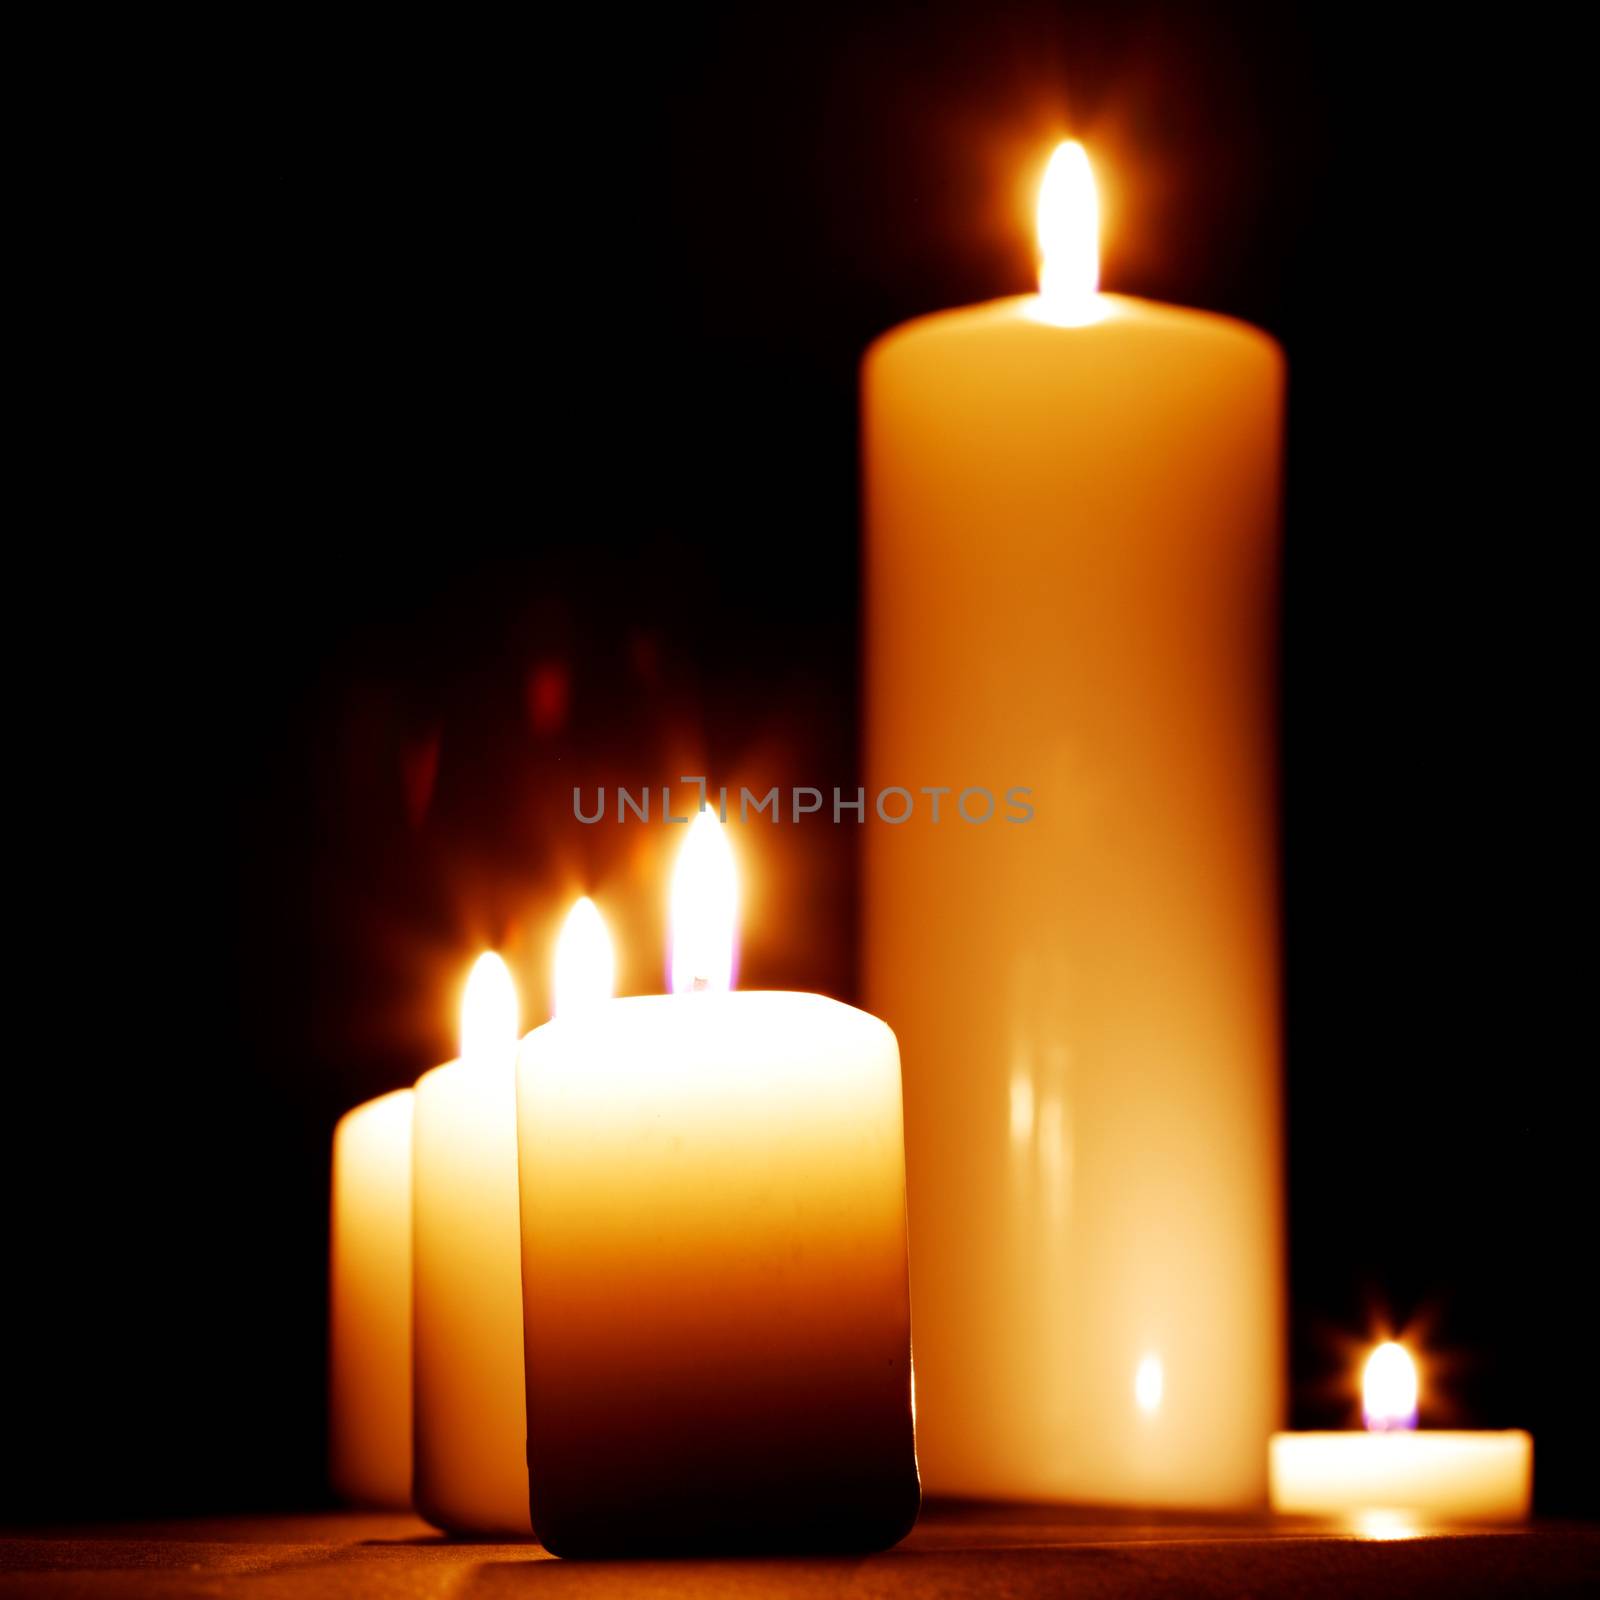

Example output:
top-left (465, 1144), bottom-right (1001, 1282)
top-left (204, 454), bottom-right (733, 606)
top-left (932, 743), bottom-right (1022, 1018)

top-left (1363, 1341), bottom-right (1419, 1432)
top-left (554, 896), bottom-right (615, 1017)
top-left (1036, 140), bottom-right (1100, 326)
top-left (670, 810), bottom-right (737, 994)
top-left (460, 951), bottom-right (519, 1068)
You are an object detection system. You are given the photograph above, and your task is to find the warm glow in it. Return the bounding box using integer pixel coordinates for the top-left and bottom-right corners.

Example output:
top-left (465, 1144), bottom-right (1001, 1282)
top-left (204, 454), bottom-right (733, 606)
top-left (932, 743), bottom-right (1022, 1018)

top-left (1351, 1509), bottom-right (1422, 1542)
top-left (461, 952), bottom-right (519, 1068)
top-left (554, 897), bottom-right (615, 1017)
top-left (1009, 1068), bottom-right (1034, 1145)
top-left (1135, 1354), bottom-right (1164, 1415)
top-left (1035, 140), bottom-right (1100, 325)
top-left (1363, 1342), bottom-right (1419, 1432)
top-left (670, 810), bottom-right (737, 993)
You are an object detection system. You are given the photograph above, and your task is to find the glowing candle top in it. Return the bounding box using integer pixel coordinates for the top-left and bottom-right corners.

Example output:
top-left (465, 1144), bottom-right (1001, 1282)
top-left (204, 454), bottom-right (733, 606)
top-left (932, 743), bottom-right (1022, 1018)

top-left (670, 811), bottom-right (738, 994)
top-left (460, 952), bottom-right (519, 1069)
top-left (554, 896), bottom-right (615, 1017)
top-left (1363, 1341), bottom-right (1420, 1433)
top-left (1034, 140), bottom-right (1102, 327)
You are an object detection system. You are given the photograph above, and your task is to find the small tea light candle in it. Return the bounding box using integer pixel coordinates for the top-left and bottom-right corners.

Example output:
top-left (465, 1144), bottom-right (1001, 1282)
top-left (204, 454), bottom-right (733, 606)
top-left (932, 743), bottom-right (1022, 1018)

top-left (1270, 1342), bottom-right (1533, 1523)
top-left (516, 814), bottom-right (920, 1558)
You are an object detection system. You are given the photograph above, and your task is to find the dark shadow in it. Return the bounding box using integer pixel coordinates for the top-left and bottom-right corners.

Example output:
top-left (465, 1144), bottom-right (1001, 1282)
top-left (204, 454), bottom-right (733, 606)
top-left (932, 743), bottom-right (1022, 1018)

top-left (360, 1534), bottom-right (544, 1548)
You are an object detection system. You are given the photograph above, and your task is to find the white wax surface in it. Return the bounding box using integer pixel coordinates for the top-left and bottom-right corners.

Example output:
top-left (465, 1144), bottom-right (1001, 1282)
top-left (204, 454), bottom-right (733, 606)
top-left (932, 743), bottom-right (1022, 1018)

top-left (411, 1056), bottom-right (530, 1534)
top-left (864, 291), bottom-right (1285, 1506)
top-left (328, 1088), bottom-right (413, 1508)
top-left (1270, 1431), bottom-right (1533, 1521)
top-left (514, 990), bottom-right (919, 1555)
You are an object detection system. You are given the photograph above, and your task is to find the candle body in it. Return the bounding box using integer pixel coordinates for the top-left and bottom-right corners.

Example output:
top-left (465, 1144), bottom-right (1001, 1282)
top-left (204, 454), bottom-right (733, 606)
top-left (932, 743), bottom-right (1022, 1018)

top-left (412, 1058), bottom-right (531, 1534)
top-left (864, 294), bottom-right (1284, 1505)
top-left (328, 1088), bottom-right (414, 1507)
top-left (516, 992), bottom-right (919, 1556)
top-left (1270, 1432), bottom-right (1533, 1522)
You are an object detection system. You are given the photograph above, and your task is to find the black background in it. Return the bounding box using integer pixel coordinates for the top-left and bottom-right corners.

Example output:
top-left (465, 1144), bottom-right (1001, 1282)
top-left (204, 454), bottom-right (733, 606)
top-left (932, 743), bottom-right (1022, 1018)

top-left (8, 1), bottom-right (1592, 1522)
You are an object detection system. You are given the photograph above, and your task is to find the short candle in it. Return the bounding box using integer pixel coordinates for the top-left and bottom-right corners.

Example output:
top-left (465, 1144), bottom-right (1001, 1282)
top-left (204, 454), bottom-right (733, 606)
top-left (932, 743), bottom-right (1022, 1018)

top-left (516, 813), bottom-right (920, 1557)
top-left (328, 1086), bottom-right (414, 1508)
top-left (1269, 1342), bottom-right (1533, 1523)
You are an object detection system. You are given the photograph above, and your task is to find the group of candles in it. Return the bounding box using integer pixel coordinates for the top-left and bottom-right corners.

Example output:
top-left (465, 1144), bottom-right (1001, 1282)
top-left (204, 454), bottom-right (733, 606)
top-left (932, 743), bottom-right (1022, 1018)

top-left (331, 816), bottom-right (1533, 1546)
top-left (329, 140), bottom-right (1532, 1553)
top-left (330, 813), bottom-right (920, 1556)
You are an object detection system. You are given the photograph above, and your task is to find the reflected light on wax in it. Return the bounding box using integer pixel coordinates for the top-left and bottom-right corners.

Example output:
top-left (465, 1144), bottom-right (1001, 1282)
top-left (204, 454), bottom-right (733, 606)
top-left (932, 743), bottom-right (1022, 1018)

top-left (1135, 1354), bottom-right (1164, 1416)
top-left (671, 810), bottom-right (737, 993)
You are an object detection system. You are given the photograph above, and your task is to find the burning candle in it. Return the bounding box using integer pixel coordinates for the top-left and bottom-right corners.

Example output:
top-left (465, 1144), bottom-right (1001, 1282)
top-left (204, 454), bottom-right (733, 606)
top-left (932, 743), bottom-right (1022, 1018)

top-left (411, 951), bottom-right (532, 1535)
top-left (1270, 1342), bottom-right (1533, 1524)
top-left (328, 1087), bottom-right (414, 1507)
top-left (863, 141), bottom-right (1284, 1505)
top-left (516, 813), bottom-right (920, 1557)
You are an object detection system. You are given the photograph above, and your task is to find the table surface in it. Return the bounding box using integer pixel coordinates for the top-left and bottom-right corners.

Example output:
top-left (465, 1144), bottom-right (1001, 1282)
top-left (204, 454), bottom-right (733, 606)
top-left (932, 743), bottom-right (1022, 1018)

top-left (4, 1503), bottom-right (1597, 1598)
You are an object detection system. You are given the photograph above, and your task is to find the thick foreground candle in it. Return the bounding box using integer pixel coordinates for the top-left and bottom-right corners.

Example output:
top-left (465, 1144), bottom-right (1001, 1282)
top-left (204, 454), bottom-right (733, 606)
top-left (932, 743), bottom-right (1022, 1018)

top-left (328, 1087), bottom-right (414, 1508)
top-left (411, 953), bottom-right (529, 1535)
top-left (863, 143), bottom-right (1284, 1505)
top-left (515, 817), bottom-right (919, 1556)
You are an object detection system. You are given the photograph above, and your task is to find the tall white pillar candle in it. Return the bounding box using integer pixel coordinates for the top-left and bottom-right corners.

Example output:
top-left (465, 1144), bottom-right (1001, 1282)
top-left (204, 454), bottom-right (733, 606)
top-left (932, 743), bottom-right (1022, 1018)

top-left (863, 142), bottom-right (1284, 1506)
